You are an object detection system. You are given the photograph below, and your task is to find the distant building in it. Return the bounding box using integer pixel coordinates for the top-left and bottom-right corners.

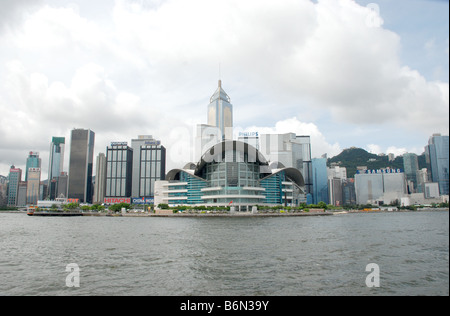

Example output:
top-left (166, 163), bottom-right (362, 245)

top-left (26, 168), bottom-right (41, 205)
top-left (355, 168), bottom-right (406, 205)
top-left (424, 182), bottom-right (440, 199)
top-left (25, 152), bottom-right (41, 182)
top-left (7, 166), bottom-right (22, 206)
top-left (131, 135), bottom-right (166, 198)
top-left (342, 179), bottom-right (356, 205)
top-left (105, 143), bottom-right (133, 200)
top-left (312, 158), bottom-right (328, 204)
top-left (68, 128), bottom-right (95, 203)
top-left (0, 175), bottom-right (7, 206)
top-left (17, 182), bottom-right (27, 207)
top-left (259, 133), bottom-right (312, 196)
top-left (56, 172), bottom-right (68, 198)
top-left (47, 137), bottom-right (65, 199)
top-left (425, 134), bottom-right (449, 195)
top-left (403, 153), bottom-right (419, 193)
top-left (93, 153), bottom-right (106, 204)
top-left (208, 80), bottom-right (233, 141)
top-left (238, 132), bottom-right (260, 151)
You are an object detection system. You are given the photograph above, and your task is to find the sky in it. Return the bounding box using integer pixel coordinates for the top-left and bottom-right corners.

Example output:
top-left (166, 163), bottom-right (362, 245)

top-left (0, 0), bottom-right (448, 178)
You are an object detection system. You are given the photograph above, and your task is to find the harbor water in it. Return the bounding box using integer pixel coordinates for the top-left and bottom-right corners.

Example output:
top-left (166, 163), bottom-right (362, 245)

top-left (0, 210), bottom-right (448, 296)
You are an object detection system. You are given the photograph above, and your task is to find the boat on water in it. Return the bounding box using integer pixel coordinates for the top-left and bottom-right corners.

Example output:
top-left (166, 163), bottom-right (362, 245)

top-left (26, 205), bottom-right (83, 216)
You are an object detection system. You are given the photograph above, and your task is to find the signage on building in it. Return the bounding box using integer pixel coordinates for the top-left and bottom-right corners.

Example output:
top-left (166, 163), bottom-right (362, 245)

top-left (356, 168), bottom-right (403, 174)
top-left (144, 140), bottom-right (161, 146)
top-left (239, 132), bottom-right (259, 137)
top-left (104, 197), bottom-right (131, 204)
top-left (111, 142), bottom-right (128, 146)
top-left (131, 197), bottom-right (154, 205)
top-left (28, 168), bottom-right (41, 172)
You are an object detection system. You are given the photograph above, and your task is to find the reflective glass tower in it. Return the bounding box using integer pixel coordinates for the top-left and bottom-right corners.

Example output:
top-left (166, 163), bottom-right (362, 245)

top-left (425, 134), bottom-right (449, 195)
top-left (208, 80), bottom-right (233, 141)
top-left (47, 137), bottom-right (65, 198)
top-left (68, 128), bottom-right (95, 203)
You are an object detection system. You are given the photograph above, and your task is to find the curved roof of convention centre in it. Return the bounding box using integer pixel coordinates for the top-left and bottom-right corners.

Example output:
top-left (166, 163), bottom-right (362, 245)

top-left (166, 168), bottom-right (207, 182)
top-left (260, 167), bottom-right (305, 188)
top-left (194, 140), bottom-right (269, 176)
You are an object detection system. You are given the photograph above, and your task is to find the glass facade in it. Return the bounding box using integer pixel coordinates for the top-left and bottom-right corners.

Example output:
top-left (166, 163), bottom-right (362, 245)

top-left (68, 129), bottom-right (95, 203)
top-left (162, 141), bottom-right (306, 209)
top-left (312, 158), bottom-right (329, 204)
top-left (106, 145), bottom-right (133, 198)
top-left (47, 137), bottom-right (65, 199)
top-left (207, 80), bottom-right (233, 141)
top-left (131, 136), bottom-right (166, 198)
top-left (425, 134), bottom-right (449, 195)
top-left (403, 153), bottom-right (419, 193)
top-left (25, 152), bottom-right (41, 182)
top-left (7, 167), bottom-right (22, 206)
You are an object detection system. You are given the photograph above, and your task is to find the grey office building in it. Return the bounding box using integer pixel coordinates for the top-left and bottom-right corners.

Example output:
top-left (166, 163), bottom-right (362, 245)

top-left (105, 143), bottom-right (133, 199)
top-left (68, 128), bottom-right (95, 203)
top-left (131, 135), bottom-right (166, 198)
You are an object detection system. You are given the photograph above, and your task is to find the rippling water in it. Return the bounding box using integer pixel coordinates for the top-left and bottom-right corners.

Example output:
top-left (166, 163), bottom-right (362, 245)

top-left (0, 211), bottom-right (448, 296)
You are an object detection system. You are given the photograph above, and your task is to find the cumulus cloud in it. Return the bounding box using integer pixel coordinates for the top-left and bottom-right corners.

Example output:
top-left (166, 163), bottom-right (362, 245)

top-left (239, 117), bottom-right (342, 159)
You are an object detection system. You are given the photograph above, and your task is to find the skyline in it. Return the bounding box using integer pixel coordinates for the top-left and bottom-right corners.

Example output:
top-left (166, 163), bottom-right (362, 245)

top-left (0, 0), bottom-right (448, 177)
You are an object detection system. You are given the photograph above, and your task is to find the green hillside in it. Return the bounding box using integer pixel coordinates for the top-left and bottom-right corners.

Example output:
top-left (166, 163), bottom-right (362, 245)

top-left (327, 147), bottom-right (426, 178)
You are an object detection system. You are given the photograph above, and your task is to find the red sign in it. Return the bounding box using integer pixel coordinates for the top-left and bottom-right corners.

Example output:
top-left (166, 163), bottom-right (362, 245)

top-left (104, 198), bottom-right (131, 204)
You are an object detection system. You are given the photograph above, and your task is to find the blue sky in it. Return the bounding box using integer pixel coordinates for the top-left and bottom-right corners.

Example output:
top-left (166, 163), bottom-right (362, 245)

top-left (0, 0), bottom-right (448, 177)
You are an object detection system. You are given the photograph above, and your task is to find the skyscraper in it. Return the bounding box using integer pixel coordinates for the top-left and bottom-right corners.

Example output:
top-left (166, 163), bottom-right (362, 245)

top-left (208, 80), bottom-right (233, 141)
top-left (47, 137), bottom-right (65, 198)
top-left (105, 143), bottom-right (133, 199)
top-left (131, 135), bottom-right (166, 198)
top-left (25, 152), bottom-right (41, 181)
top-left (68, 128), bottom-right (95, 203)
top-left (26, 168), bottom-right (41, 205)
top-left (93, 153), bottom-right (106, 204)
top-left (312, 158), bottom-right (329, 204)
top-left (7, 166), bottom-right (22, 206)
top-left (403, 153), bottom-right (419, 193)
top-left (425, 134), bottom-right (449, 195)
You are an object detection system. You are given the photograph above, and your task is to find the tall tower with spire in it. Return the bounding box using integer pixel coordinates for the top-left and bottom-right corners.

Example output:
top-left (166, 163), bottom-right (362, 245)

top-left (207, 80), bottom-right (233, 141)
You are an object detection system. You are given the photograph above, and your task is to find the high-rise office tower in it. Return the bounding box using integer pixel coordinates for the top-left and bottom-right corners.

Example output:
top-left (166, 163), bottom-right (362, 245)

top-left (47, 137), bottom-right (65, 198)
top-left (312, 158), bottom-right (329, 204)
top-left (105, 143), bottom-right (133, 199)
top-left (26, 168), bottom-right (41, 205)
top-left (131, 135), bottom-right (166, 198)
top-left (68, 128), bottom-right (95, 203)
top-left (0, 175), bottom-right (7, 206)
top-left (403, 153), bottom-right (419, 193)
top-left (208, 80), bottom-right (233, 141)
top-left (425, 134), bottom-right (449, 195)
top-left (25, 152), bottom-right (41, 181)
top-left (93, 153), bottom-right (106, 204)
top-left (7, 166), bottom-right (22, 206)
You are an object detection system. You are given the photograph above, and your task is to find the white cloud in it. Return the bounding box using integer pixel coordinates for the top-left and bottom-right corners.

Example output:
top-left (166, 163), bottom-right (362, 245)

top-left (240, 117), bottom-right (342, 159)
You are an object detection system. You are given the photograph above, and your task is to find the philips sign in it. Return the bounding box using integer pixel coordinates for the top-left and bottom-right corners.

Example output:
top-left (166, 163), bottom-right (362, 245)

top-left (239, 132), bottom-right (259, 137)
